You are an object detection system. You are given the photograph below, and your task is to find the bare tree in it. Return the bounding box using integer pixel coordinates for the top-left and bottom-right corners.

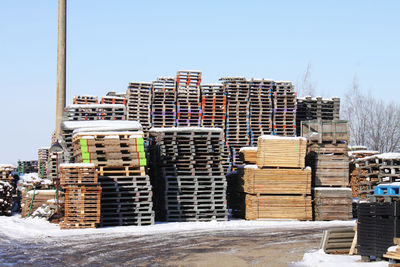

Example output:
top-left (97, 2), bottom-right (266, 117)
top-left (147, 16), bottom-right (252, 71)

top-left (342, 76), bottom-right (400, 152)
top-left (298, 62), bottom-right (316, 97)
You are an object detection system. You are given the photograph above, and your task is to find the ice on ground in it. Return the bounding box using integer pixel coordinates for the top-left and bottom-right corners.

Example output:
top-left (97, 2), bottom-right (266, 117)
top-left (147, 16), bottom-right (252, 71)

top-left (292, 249), bottom-right (388, 267)
top-left (0, 215), bottom-right (355, 240)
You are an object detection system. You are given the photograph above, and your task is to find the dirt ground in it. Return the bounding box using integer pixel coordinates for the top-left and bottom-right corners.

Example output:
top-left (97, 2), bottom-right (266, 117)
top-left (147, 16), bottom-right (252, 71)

top-left (0, 225), bottom-right (344, 266)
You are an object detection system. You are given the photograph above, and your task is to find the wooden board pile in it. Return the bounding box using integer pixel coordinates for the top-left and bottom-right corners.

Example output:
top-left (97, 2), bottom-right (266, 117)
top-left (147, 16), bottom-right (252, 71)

top-left (64, 104), bottom-right (126, 121)
top-left (384, 238), bottom-right (400, 263)
top-left (151, 77), bottom-right (176, 128)
top-left (73, 95), bottom-right (98, 104)
top-left (233, 135), bottom-right (312, 220)
top-left (200, 84), bottom-right (226, 129)
top-left (149, 127), bottom-right (228, 222)
top-left (59, 163), bottom-right (101, 229)
top-left (101, 95), bottom-right (126, 105)
top-left (348, 148), bottom-right (378, 198)
top-left (38, 147), bottom-right (49, 179)
top-left (176, 71), bottom-right (202, 127)
top-left (21, 190), bottom-right (56, 218)
top-left (17, 160), bottom-right (38, 174)
top-left (296, 97), bottom-right (340, 136)
top-left (272, 81), bottom-right (297, 136)
top-left (313, 188), bottom-right (352, 220)
top-left (72, 130), bottom-right (154, 226)
top-left (248, 79), bottom-right (273, 146)
top-left (356, 153), bottom-right (400, 200)
top-left (0, 181), bottom-right (13, 216)
top-left (126, 82), bottom-right (152, 137)
top-left (220, 77), bottom-right (250, 167)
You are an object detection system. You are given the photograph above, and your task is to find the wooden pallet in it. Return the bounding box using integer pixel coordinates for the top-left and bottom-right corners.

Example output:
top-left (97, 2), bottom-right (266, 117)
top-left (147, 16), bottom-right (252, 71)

top-left (320, 227), bottom-right (355, 254)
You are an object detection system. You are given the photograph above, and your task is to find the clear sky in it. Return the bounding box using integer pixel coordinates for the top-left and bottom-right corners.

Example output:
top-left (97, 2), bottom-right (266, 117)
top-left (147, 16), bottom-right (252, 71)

top-left (1, 1), bottom-right (399, 164)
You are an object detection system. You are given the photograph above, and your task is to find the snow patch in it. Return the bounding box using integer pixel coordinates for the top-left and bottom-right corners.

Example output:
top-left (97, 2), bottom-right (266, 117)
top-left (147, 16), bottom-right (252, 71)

top-left (61, 120), bottom-right (142, 131)
top-left (258, 135), bottom-right (306, 141)
top-left (239, 147), bottom-right (257, 152)
top-left (60, 163), bottom-right (95, 168)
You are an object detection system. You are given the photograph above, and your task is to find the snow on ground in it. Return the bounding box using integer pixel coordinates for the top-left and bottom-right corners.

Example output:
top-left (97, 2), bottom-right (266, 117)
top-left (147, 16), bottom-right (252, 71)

top-left (292, 249), bottom-right (388, 267)
top-left (0, 215), bottom-right (355, 240)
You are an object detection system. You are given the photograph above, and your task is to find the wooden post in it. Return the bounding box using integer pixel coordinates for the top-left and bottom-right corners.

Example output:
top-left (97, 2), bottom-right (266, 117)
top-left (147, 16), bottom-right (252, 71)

top-left (55, 0), bottom-right (67, 138)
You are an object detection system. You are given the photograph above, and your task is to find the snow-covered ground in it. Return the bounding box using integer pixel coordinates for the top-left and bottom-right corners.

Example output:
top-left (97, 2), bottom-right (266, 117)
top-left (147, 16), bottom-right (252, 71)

top-left (0, 215), bottom-right (355, 240)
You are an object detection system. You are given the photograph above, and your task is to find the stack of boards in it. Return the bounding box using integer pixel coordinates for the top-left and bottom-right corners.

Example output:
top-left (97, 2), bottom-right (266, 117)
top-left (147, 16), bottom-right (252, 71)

top-left (21, 190), bottom-right (56, 218)
top-left (149, 127), bottom-right (228, 222)
top-left (313, 188), bottom-right (352, 221)
top-left (237, 135), bottom-right (312, 221)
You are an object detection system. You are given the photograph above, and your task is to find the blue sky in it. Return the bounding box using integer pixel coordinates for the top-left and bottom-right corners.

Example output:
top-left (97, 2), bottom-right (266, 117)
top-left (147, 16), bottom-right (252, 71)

top-left (1, 1), bottom-right (399, 164)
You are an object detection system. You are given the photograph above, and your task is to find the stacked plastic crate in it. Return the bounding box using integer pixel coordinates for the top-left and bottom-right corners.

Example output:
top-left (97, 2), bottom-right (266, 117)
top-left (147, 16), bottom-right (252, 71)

top-left (126, 82), bottom-right (152, 137)
top-left (176, 71), bottom-right (202, 127)
top-left (151, 77), bottom-right (177, 128)
top-left (272, 81), bottom-right (297, 136)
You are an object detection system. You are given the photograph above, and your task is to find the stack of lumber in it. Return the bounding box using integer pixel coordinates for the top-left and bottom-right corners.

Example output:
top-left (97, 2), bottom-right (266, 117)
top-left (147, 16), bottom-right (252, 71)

top-left (73, 95), bottom-right (98, 104)
top-left (313, 188), bottom-right (352, 220)
top-left (176, 71), bottom-right (202, 127)
top-left (272, 81), bottom-right (297, 136)
top-left (149, 127), bottom-right (228, 222)
top-left (356, 153), bottom-right (400, 200)
top-left (126, 82), bottom-right (152, 137)
top-left (0, 181), bottom-right (13, 216)
top-left (220, 77), bottom-right (250, 167)
top-left (0, 164), bottom-right (14, 183)
top-left (200, 84), bottom-right (226, 129)
top-left (101, 95), bottom-right (126, 105)
top-left (59, 163), bottom-right (101, 229)
top-left (384, 238), bottom-right (400, 263)
top-left (256, 135), bottom-right (307, 168)
top-left (239, 147), bottom-right (257, 164)
top-left (302, 120), bottom-right (350, 187)
top-left (358, 202), bottom-right (399, 261)
top-left (297, 96), bottom-right (340, 136)
top-left (72, 127), bottom-right (154, 226)
top-left (151, 77), bottom-right (177, 128)
top-left (64, 104), bottom-right (126, 121)
top-left (238, 135), bottom-right (312, 220)
top-left (17, 160), bottom-right (38, 174)
top-left (21, 189), bottom-right (56, 218)
top-left (248, 79), bottom-right (273, 146)
top-left (348, 149), bottom-right (378, 198)
top-left (38, 147), bottom-right (49, 179)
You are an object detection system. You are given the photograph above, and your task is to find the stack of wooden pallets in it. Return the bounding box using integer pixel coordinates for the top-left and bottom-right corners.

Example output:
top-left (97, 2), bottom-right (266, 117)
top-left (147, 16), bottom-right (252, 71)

top-left (73, 95), bottom-right (98, 104)
top-left (229, 135), bottom-right (312, 220)
top-left (200, 84), bottom-right (226, 129)
top-left (47, 152), bottom-right (64, 186)
top-left (126, 82), bottom-right (152, 137)
top-left (313, 188), bottom-right (352, 220)
top-left (17, 160), bottom-right (38, 174)
top-left (101, 95), bottom-right (127, 105)
top-left (72, 130), bottom-right (154, 226)
top-left (152, 77), bottom-right (177, 128)
top-left (248, 79), bottom-right (273, 146)
top-left (0, 165), bottom-right (14, 184)
top-left (37, 147), bottom-right (49, 179)
top-left (272, 81), bottom-right (297, 136)
top-left (59, 163), bottom-right (101, 229)
top-left (176, 71), bottom-right (202, 127)
top-left (64, 104), bottom-right (127, 121)
top-left (220, 77), bottom-right (250, 167)
top-left (302, 120), bottom-right (351, 220)
top-left (149, 127), bottom-right (228, 222)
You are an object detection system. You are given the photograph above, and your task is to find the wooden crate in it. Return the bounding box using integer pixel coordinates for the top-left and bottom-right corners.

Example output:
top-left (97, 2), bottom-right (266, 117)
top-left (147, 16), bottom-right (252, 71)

top-left (243, 166), bottom-right (311, 195)
top-left (313, 188), bottom-right (352, 221)
top-left (245, 194), bottom-right (312, 220)
top-left (256, 135), bottom-right (307, 168)
top-left (314, 154), bottom-right (349, 187)
top-left (301, 120), bottom-right (349, 144)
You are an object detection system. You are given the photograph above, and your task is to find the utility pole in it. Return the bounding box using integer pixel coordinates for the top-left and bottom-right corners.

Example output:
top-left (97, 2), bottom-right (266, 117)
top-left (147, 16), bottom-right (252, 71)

top-left (55, 0), bottom-right (66, 138)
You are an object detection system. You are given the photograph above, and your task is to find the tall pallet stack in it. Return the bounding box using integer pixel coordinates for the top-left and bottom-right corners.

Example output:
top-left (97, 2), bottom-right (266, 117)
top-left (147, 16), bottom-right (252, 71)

top-left (200, 84), bottom-right (226, 129)
top-left (348, 149), bottom-right (378, 198)
top-left (73, 95), bottom-right (98, 104)
top-left (221, 77), bottom-right (250, 167)
top-left (38, 147), bottom-right (49, 179)
top-left (152, 77), bottom-right (176, 128)
top-left (149, 127), bottom-right (228, 222)
top-left (126, 82), bottom-right (152, 137)
top-left (242, 135), bottom-right (312, 220)
top-left (302, 120), bottom-right (351, 220)
top-left (47, 151), bottom-right (64, 186)
top-left (64, 104), bottom-right (126, 121)
top-left (272, 81), bottom-right (297, 136)
top-left (72, 130), bottom-right (154, 226)
top-left (248, 79), bottom-right (273, 146)
top-left (17, 160), bottom-right (38, 174)
top-left (296, 97), bottom-right (340, 136)
top-left (59, 163), bottom-right (101, 229)
top-left (176, 71), bottom-right (202, 127)
top-left (101, 95), bottom-right (127, 105)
